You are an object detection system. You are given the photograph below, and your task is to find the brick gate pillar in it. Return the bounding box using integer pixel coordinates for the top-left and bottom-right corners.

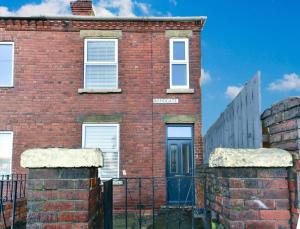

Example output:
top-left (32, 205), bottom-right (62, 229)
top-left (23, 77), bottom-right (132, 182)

top-left (261, 97), bottom-right (300, 229)
top-left (205, 148), bottom-right (293, 228)
top-left (21, 148), bottom-right (103, 228)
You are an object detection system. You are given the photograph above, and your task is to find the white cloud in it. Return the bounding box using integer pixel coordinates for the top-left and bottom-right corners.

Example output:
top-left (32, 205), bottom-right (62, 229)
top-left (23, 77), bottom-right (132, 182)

top-left (0, 0), bottom-right (72, 16)
top-left (95, 0), bottom-right (136, 17)
top-left (169, 0), bottom-right (177, 6)
top-left (0, 6), bottom-right (11, 16)
top-left (268, 73), bottom-right (300, 91)
top-left (135, 2), bottom-right (150, 15)
top-left (93, 5), bottom-right (115, 17)
top-left (225, 85), bottom-right (243, 100)
top-left (201, 68), bottom-right (211, 85)
top-left (0, 0), bottom-right (155, 17)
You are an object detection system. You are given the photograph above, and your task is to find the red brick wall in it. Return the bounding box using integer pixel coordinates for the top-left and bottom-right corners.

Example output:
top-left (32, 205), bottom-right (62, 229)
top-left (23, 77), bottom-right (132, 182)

top-left (70, 0), bottom-right (94, 16)
top-left (26, 168), bottom-right (101, 228)
top-left (261, 97), bottom-right (300, 229)
top-left (0, 198), bottom-right (27, 228)
top-left (0, 19), bottom-right (203, 179)
top-left (203, 167), bottom-right (290, 229)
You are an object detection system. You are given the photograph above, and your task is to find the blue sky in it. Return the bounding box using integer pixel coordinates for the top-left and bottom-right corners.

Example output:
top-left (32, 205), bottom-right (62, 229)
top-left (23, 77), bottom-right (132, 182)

top-left (1, 0), bottom-right (300, 133)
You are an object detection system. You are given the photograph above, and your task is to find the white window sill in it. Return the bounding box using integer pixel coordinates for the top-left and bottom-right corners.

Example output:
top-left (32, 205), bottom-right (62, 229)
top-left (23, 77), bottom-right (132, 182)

top-left (166, 88), bottom-right (194, 94)
top-left (0, 86), bottom-right (14, 88)
top-left (78, 88), bottom-right (122, 94)
top-left (100, 179), bottom-right (124, 186)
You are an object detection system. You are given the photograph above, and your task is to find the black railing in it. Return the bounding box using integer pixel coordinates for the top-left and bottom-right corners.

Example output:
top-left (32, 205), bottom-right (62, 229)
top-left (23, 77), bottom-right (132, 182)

top-left (0, 174), bottom-right (27, 228)
top-left (103, 176), bottom-right (209, 229)
top-left (0, 174), bottom-right (27, 202)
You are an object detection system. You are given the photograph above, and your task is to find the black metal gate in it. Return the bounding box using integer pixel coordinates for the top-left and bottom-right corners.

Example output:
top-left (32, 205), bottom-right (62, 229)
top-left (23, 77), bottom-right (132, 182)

top-left (0, 174), bottom-right (27, 229)
top-left (103, 176), bottom-right (209, 229)
top-left (104, 179), bottom-right (113, 229)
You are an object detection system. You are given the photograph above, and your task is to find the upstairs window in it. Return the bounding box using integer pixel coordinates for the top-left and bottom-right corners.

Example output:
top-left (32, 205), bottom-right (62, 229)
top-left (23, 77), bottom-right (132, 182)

top-left (84, 39), bottom-right (118, 89)
top-left (170, 38), bottom-right (189, 88)
top-left (0, 132), bottom-right (13, 175)
top-left (82, 124), bottom-right (119, 180)
top-left (0, 42), bottom-right (14, 87)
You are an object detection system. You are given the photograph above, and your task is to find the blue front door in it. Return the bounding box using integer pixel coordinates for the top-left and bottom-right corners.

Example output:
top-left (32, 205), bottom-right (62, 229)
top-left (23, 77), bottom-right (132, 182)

top-left (166, 125), bottom-right (194, 205)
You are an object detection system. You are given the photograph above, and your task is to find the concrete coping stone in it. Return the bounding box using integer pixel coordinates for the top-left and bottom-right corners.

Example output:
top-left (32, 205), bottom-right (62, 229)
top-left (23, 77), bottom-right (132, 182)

top-left (209, 148), bottom-right (292, 168)
top-left (21, 148), bottom-right (103, 168)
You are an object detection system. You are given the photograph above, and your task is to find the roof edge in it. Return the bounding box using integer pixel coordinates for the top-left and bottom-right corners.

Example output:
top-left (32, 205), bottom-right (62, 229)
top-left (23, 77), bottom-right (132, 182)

top-left (0, 15), bottom-right (207, 22)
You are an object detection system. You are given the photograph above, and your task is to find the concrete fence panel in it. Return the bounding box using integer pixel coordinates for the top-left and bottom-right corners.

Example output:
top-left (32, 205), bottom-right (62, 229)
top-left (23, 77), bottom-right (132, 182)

top-left (204, 72), bottom-right (262, 163)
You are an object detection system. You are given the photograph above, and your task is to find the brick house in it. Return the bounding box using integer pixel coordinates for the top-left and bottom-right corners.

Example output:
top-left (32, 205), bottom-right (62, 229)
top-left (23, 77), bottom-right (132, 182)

top-left (0, 0), bottom-right (205, 204)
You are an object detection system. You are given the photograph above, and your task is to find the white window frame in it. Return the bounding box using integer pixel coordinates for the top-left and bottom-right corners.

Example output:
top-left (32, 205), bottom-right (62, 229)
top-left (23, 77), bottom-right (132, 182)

top-left (0, 42), bottom-right (14, 87)
top-left (169, 38), bottom-right (189, 89)
top-left (84, 39), bottom-right (118, 89)
top-left (0, 131), bottom-right (13, 175)
top-left (82, 123), bottom-right (120, 180)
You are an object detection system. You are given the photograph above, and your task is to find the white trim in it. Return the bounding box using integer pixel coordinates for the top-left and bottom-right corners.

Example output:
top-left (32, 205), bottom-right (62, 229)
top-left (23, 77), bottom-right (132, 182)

top-left (166, 88), bottom-right (194, 94)
top-left (78, 88), bottom-right (122, 94)
top-left (0, 42), bottom-right (14, 87)
top-left (169, 38), bottom-right (189, 89)
top-left (82, 123), bottom-right (120, 180)
top-left (84, 39), bottom-right (118, 89)
top-left (0, 131), bottom-right (13, 175)
top-left (0, 16), bottom-right (207, 22)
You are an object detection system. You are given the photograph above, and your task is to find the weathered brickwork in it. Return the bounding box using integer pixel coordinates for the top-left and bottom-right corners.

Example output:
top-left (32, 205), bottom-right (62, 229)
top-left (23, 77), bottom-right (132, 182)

top-left (26, 168), bottom-right (101, 228)
top-left (70, 0), bottom-right (94, 16)
top-left (0, 199), bottom-right (27, 228)
top-left (0, 18), bottom-right (204, 33)
top-left (201, 167), bottom-right (290, 229)
top-left (0, 17), bottom-right (204, 179)
top-left (261, 97), bottom-right (300, 229)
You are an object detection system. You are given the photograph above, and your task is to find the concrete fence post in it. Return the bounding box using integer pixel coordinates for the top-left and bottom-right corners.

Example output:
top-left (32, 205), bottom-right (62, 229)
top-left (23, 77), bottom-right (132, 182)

top-left (21, 148), bottom-right (103, 228)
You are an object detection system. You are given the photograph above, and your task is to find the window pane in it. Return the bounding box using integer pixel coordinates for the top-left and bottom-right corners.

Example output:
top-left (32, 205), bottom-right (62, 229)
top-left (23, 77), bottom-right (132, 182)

top-left (85, 65), bottom-right (117, 88)
top-left (84, 125), bottom-right (119, 179)
top-left (84, 126), bottom-right (117, 150)
top-left (100, 152), bottom-right (119, 179)
top-left (173, 41), bottom-right (185, 60)
top-left (167, 127), bottom-right (192, 138)
top-left (182, 144), bottom-right (190, 174)
top-left (0, 44), bottom-right (13, 86)
top-left (170, 144), bottom-right (178, 173)
top-left (0, 133), bottom-right (13, 175)
top-left (172, 64), bottom-right (187, 86)
top-left (87, 40), bottom-right (115, 62)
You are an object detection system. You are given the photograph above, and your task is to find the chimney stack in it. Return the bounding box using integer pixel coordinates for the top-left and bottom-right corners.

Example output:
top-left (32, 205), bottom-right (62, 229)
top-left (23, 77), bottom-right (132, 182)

top-left (70, 0), bottom-right (94, 16)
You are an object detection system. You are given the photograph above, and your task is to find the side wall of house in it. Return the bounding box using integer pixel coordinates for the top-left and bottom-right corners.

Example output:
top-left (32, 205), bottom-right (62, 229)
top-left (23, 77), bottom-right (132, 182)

top-left (0, 20), bottom-right (203, 180)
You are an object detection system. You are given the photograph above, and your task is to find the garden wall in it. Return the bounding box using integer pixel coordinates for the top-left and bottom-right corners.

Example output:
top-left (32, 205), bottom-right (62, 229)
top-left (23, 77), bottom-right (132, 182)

top-left (21, 148), bottom-right (103, 228)
top-left (200, 148), bottom-right (292, 229)
top-left (261, 96), bottom-right (300, 229)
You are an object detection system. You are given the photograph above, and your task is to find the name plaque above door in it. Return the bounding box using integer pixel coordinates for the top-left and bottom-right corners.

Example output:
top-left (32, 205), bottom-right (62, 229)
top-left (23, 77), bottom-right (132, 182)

top-left (153, 98), bottom-right (179, 104)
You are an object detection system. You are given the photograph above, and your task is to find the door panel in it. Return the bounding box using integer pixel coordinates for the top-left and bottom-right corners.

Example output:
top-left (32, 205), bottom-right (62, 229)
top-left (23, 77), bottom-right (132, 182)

top-left (167, 139), bottom-right (193, 205)
top-left (170, 144), bottom-right (179, 173)
top-left (182, 143), bottom-right (190, 174)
